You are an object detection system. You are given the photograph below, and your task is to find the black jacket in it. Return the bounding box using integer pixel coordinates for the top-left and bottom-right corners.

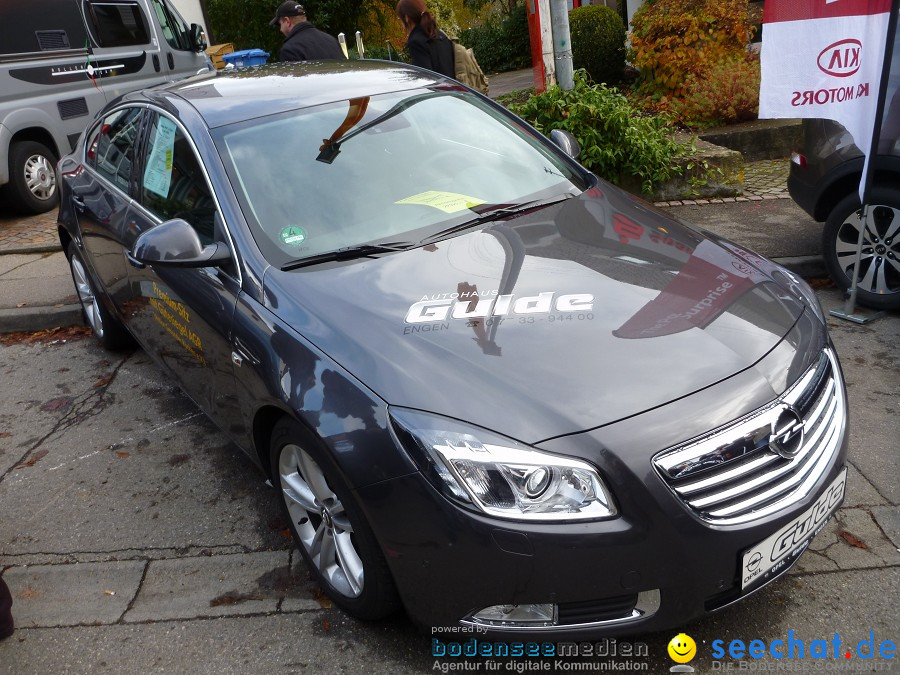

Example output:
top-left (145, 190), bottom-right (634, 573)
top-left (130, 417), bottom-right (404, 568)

top-left (279, 22), bottom-right (343, 62)
top-left (406, 25), bottom-right (454, 78)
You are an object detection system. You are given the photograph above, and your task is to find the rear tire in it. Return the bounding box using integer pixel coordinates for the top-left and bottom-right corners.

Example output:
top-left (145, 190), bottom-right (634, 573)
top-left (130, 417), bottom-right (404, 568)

top-left (270, 416), bottom-right (400, 620)
top-left (67, 241), bottom-right (133, 350)
top-left (3, 141), bottom-right (59, 214)
top-left (823, 186), bottom-right (900, 311)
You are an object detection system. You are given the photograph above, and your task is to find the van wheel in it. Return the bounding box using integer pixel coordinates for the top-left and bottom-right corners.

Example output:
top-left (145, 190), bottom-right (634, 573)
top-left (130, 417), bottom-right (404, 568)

top-left (3, 141), bottom-right (59, 214)
top-left (823, 187), bottom-right (900, 311)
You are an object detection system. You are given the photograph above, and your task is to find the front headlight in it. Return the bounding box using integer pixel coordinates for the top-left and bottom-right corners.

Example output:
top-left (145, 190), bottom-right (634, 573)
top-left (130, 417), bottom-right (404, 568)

top-left (390, 408), bottom-right (616, 522)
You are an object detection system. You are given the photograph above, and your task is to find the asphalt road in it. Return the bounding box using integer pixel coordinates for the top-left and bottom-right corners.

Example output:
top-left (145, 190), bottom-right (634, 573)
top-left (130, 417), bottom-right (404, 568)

top-left (0, 287), bottom-right (897, 674)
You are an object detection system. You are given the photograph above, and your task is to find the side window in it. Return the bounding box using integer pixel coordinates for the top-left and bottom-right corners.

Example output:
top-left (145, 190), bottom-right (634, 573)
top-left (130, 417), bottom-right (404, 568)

top-left (86, 107), bottom-right (143, 190)
top-left (86, 2), bottom-right (151, 47)
top-left (140, 113), bottom-right (217, 244)
top-left (150, 0), bottom-right (189, 50)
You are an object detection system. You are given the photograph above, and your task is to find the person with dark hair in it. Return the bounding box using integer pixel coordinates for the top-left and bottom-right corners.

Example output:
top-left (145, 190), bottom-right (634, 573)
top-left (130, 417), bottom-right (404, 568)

top-left (269, 2), bottom-right (343, 62)
top-left (395, 0), bottom-right (454, 78)
top-left (0, 575), bottom-right (13, 640)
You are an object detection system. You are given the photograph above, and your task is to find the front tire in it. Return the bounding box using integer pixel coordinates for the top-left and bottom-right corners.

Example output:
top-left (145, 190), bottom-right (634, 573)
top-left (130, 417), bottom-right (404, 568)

top-left (67, 241), bottom-right (133, 350)
top-left (3, 140), bottom-right (59, 214)
top-left (270, 417), bottom-right (400, 620)
top-left (823, 187), bottom-right (900, 311)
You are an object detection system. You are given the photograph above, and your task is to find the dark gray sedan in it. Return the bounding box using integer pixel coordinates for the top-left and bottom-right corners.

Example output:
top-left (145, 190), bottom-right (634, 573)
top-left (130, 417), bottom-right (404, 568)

top-left (57, 61), bottom-right (849, 640)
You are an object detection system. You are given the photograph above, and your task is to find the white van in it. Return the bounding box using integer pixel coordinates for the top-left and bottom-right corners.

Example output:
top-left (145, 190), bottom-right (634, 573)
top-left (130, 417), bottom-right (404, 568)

top-left (0, 0), bottom-right (212, 214)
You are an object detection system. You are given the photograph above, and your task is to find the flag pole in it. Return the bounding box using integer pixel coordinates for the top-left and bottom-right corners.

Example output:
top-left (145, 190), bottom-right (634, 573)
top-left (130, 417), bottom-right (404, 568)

top-left (830, 0), bottom-right (899, 324)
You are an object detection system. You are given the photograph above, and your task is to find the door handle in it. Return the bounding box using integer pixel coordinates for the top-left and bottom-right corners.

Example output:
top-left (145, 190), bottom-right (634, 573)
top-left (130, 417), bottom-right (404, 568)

top-left (167, 53), bottom-right (174, 69)
top-left (72, 195), bottom-right (85, 212)
top-left (126, 252), bottom-right (145, 269)
top-left (152, 54), bottom-right (160, 72)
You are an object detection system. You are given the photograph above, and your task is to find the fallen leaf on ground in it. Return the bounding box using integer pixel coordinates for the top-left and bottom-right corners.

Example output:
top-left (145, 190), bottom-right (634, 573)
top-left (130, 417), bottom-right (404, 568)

top-left (104, 590), bottom-right (116, 596)
top-left (16, 303), bottom-right (26, 308)
top-left (838, 530), bottom-right (868, 549)
top-left (94, 373), bottom-right (113, 388)
top-left (321, 618), bottom-right (331, 631)
top-left (0, 325), bottom-right (92, 345)
top-left (115, 451), bottom-right (129, 459)
top-left (16, 449), bottom-right (48, 469)
top-left (312, 588), bottom-right (333, 609)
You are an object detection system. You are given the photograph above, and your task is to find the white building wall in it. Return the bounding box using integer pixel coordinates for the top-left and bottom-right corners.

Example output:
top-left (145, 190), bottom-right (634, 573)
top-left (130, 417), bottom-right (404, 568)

top-left (170, 0), bottom-right (206, 33)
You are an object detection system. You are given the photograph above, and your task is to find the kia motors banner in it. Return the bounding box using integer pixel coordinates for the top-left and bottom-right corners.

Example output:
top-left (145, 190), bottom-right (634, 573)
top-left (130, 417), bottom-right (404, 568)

top-left (760, 0), bottom-right (894, 200)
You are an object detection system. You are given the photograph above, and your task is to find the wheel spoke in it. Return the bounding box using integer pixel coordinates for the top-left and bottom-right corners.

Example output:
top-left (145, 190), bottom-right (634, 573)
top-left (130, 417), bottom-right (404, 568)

top-left (333, 531), bottom-right (364, 596)
top-left (281, 471), bottom-right (318, 512)
top-left (834, 234), bottom-right (861, 257)
top-left (882, 211), bottom-right (900, 241)
top-left (873, 261), bottom-right (891, 295)
top-left (308, 520), bottom-right (327, 562)
top-left (319, 526), bottom-right (337, 569)
top-left (297, 450), bottom-right (335, 503)
top-left (885, 256), bottom-right (900, 276)
top-left (858, 257), bottom-right (878, 291)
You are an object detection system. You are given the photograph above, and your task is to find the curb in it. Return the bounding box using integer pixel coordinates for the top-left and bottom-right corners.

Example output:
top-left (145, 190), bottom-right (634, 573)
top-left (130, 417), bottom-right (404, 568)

top-left (0, 304), bottom-right (83, 335)
top-left (0, 244), bottom-right (61, 256)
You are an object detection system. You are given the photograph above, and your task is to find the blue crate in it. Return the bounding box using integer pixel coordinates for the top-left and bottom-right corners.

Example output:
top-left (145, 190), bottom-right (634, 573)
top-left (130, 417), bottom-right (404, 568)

top-left (223, 49), bottom-right (270, 68)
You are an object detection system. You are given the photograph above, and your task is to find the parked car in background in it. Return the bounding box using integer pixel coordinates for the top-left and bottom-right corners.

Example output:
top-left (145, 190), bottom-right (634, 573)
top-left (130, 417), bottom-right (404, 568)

top-left (0, 0), bottom-right (210, 215)
top-left (788, 40), bottom-right (900, 311)
top-left (57, 61), bottom-right (849, 639)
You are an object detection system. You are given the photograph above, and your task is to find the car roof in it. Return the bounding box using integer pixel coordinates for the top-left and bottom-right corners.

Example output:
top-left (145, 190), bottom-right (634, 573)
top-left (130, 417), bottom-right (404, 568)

top-left (140, 60), bottom-right (450, 129)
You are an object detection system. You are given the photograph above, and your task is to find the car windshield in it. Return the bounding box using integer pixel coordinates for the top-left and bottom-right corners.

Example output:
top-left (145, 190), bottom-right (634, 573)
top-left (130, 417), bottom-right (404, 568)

top-left (213, 87), bottom-right (588, 267)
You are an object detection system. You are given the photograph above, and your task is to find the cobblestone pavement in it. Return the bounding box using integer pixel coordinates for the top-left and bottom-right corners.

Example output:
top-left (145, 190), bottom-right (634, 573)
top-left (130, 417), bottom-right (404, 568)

top-left (0, 160), bottom-right (793, 253)
top-left (0, 208), bottom-right (58, 253)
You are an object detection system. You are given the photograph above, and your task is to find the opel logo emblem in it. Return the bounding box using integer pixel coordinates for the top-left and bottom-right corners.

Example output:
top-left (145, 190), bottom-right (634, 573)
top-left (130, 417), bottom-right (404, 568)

top-left (769, 406), bottom-right (805, 458)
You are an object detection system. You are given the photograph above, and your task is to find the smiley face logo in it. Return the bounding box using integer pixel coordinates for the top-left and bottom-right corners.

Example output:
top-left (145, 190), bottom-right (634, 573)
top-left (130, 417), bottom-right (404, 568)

top-left (668, 633), bottom-right (697, 664)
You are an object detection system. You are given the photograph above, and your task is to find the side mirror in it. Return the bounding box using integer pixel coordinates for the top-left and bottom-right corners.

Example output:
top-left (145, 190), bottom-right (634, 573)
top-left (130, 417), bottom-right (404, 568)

top-left (550, 129), bottom-right (581, 160)
top-left (190, 23), bottom-right (207, 52)
top-left (132, 219), bottom-right (231, 268)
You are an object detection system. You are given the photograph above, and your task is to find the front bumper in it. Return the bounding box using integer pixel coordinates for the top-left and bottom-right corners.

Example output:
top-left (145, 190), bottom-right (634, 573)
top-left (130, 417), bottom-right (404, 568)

top-left (356, 327), bottom-right (849, 640)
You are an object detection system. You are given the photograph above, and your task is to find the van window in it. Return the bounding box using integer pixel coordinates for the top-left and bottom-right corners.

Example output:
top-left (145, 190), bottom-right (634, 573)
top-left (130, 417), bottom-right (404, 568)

top-left (1, 0), bottom-right (88, 56)
top-left (150, 0), bottom-right (190, 51)
top-left (87, 2), bottom-right (151, 48)
top-left (87, 107), bottom-right (144, 190)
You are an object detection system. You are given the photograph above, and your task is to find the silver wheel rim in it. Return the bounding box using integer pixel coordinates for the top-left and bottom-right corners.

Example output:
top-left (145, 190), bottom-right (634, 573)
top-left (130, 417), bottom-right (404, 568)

top-left (835, 204), bottom-right (900, 296)
top-left (24, 153), bottom-right (56, 201)
top-left (279, 444), bottom-right (364, 598)
top-left (70, 255), bottom-right (104, 338)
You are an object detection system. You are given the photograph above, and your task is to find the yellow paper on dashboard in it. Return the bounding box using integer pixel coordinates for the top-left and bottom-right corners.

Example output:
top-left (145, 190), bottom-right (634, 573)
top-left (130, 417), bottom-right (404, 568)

top-left (395, 191), bottom-right (485, 213)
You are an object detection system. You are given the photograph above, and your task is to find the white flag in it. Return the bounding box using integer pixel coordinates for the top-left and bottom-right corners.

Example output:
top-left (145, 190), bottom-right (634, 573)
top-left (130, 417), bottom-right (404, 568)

top-left (759, 0), bottom-right (893, 201)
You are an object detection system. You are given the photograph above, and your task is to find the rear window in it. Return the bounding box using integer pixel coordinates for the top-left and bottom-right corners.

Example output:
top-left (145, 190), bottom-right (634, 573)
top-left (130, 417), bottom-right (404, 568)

top-left (87, 2), bottom-right (151, 48)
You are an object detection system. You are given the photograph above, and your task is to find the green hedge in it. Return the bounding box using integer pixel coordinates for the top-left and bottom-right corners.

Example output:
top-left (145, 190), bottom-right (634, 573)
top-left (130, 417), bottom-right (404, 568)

top-left (569, 5), bottom-right (626, 85)
top-left (458, 5), bottom-right (530, 74)
top-left (511, 70), bottom-right (689, 194)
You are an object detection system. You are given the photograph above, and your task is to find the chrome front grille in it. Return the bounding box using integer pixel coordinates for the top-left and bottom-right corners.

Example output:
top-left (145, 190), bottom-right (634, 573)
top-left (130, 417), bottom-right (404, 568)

top-left (653, 349), bottom-right (845, 525)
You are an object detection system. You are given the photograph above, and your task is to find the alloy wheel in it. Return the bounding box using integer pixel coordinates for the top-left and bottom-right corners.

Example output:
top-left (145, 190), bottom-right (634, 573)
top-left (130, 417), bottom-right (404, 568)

top-left (70, 255), bottom-right (105, 338)
top-left (834, 204), bottom-right (900, 298)
top-left (278, 444), bottom-right (364, 598)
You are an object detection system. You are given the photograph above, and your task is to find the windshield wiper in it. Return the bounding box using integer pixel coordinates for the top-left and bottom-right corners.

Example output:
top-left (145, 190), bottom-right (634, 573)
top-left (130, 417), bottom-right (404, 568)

top-left (420, 195), bottom-right (573, 244)
top-left (280, 241), bottom-right (414, 271)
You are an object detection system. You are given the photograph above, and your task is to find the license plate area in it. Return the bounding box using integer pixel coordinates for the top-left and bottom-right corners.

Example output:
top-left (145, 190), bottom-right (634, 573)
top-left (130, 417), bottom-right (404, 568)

top-left (740, 466), bottom-right (847, 591)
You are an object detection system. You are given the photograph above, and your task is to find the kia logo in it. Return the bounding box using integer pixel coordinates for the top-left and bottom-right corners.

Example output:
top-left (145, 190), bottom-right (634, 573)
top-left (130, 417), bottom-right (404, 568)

top-left (818, 39), bottom-right (862, 77)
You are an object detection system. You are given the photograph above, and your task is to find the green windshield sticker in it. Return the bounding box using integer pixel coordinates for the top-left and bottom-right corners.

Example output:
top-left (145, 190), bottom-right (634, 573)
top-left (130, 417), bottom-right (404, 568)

top-left (395, 191), bottom-right (485, 213)
top-left (280, 226), bottom-right (307, 246)
top-left (143, 116), bottom-right (177, 198)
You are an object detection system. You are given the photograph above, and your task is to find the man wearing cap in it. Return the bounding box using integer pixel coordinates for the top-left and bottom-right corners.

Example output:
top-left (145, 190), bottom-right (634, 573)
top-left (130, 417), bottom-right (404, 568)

top-left (270, 2), bottom-right (343, 62)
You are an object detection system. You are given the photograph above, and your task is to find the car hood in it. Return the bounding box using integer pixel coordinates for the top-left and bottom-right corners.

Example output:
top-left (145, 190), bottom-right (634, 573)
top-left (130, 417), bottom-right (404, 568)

top-left (262, 185), bottom-right (806, 443)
